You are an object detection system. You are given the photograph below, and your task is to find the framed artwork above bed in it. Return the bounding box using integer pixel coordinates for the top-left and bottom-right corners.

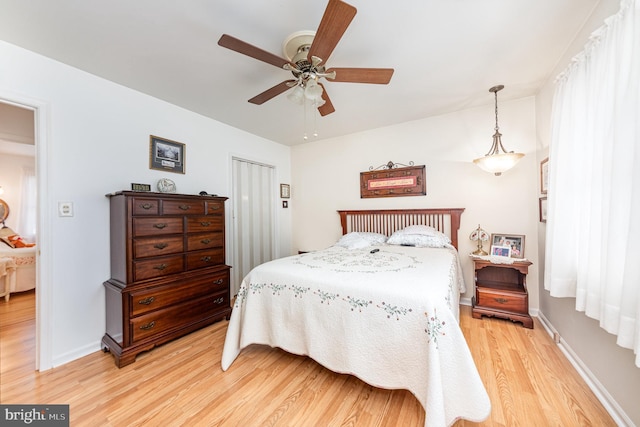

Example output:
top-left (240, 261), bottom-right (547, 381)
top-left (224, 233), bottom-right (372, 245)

top-left (360, 165), bottom-right (426, 198)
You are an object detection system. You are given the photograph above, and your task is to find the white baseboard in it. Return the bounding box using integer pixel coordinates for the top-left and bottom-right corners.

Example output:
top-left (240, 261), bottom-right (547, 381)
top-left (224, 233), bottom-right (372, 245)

top-left (537, 312), bottom-right (633, 427)
top-left (52, 341), bottom-right (102, 369)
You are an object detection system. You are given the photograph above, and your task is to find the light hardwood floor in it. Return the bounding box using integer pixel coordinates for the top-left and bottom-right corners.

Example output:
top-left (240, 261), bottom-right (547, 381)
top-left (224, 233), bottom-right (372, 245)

top-left (1, 291), bottom-right (615, 426)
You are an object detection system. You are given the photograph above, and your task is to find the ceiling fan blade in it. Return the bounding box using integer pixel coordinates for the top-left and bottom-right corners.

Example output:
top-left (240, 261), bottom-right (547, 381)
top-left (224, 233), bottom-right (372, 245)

top-left (218, 34), bottom-right (291, 69)
top-left (317, 83), bottom-right (335, 116)
top-left (326, 68), bottom-right (394, 84)
top-left (308, 0), bottom-right (357, 65)
top-left (248, 80), bottom-right (297, 105)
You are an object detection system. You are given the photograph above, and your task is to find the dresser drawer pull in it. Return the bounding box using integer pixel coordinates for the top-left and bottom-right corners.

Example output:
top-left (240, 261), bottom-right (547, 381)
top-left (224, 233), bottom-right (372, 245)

top-left (138, 296), bottom-right (156, 305)
top-left (179, 204), bottom-right (190, 210)
top-left (494, 297), bottom-right (508, 304)
top-left (213, 297), bottom-right (225, 305)
top-left (200, 221), bottom-right (211, 226)
top-left (153, 263), bottom-right (168, 270)
top-left (201, 256), bottom-right (212, 262)
top-left (201, 239), bottom-right (211, 244)
top-left (140, 203), bottom-right (154, 210)
top-left (154, 243), bottom-right (168, 249)
top-left (153, 223), bottom-right (167, 229)
top-left (210, 205), bottom-right (220, 210)
top-left (213, 279), bottom-right (224, 285)
top-left (139, 321), bottom-right (156, 330)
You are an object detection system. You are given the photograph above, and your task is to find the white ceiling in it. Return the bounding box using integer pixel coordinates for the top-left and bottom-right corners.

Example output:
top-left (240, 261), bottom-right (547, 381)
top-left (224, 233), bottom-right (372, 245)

top-left (0, 0), bottom-right (599, 146)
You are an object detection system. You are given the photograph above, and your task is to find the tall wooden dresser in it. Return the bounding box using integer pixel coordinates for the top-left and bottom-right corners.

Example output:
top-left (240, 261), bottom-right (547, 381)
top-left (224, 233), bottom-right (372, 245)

top-left (102, 191), bottom-right (231, 367)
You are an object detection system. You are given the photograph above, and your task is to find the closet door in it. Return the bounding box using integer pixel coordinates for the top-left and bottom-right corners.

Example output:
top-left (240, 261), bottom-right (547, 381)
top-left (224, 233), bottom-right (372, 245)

top-left (231, 158), bottom-right (276, 297)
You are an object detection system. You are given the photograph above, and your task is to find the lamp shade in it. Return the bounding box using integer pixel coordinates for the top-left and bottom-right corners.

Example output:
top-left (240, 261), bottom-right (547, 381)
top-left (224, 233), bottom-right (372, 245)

top-left (473, 152), bottom-right (524, 176)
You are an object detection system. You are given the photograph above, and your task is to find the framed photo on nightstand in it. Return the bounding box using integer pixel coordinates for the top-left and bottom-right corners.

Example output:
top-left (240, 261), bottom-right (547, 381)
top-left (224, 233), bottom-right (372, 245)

top-left (490, 233), bottom-right (525, 258)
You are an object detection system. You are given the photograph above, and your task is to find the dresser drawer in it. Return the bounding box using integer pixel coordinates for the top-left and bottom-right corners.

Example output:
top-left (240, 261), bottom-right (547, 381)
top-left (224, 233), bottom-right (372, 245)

top-left (162, 199), bottom-right (205, 215)
top-left (133, 255), bottom-right (184, 281)
top-left (131, 198), bottom-right (159, 215)
top-left (130, 291), bottom-right (229, 343)
top-left (134, 236), bottom-right (184, 259)
top-left (187, 232), bottom-right (223, 251)
top-left (133, 217), bottom-right (184, 237)
top-left (130, 273), bottom-right (229, 317)
top-left (476, 287), bottom-right (528, 314)
top-left (187, 216), bottom-right (223, 233)
top-left (206, 200), bottom-right (224, 214)
top-left (186, 249), bottom-right (224, 270)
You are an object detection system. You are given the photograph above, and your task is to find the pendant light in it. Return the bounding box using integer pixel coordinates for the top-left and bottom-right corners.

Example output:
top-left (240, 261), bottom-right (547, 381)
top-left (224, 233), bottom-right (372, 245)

top-left (473, 85), bottom-right (524, 176)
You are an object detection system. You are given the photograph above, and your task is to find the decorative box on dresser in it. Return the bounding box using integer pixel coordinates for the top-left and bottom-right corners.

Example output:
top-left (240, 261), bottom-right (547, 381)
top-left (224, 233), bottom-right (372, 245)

top-left (102, 191), bottom-right (231, 367)
top-left (471, 258), bottom-right (533, 329)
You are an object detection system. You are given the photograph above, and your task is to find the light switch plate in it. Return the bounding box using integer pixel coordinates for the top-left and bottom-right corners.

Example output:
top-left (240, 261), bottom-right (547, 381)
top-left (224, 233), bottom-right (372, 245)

top-left (58, 202), bottom-right (73, 217)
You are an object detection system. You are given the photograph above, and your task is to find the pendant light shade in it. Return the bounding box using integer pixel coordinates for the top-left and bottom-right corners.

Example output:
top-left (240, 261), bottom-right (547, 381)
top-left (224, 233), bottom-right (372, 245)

top-left (473, 85), bottom-right (524, 176)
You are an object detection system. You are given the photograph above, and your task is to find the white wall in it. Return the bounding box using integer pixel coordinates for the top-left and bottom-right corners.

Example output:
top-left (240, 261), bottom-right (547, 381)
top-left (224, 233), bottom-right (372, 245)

top-left (535, 0), bottom-right (640, 425)
top-left (291, 96), bottom-right (539, 306)
top-left (0, 40), bottom-right (292, 368)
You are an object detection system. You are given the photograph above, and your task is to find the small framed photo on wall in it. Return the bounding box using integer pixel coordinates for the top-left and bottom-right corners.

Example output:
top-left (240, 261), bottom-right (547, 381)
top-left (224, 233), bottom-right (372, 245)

top-left (280, 184), bottom-right (290, 199)
top-left (540, 157), bottom-right (549, 194)
top-left (149, 135), bottom-right (185, 174)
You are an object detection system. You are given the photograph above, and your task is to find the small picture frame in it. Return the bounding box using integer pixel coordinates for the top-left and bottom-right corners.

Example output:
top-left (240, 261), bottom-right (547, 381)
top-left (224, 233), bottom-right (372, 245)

top-left (490, 233), bottom-right (525, 258)
top-left (491, 245), bottom-right (512, 258)
top-left (539, 197), bottom-right (548, 223)
top-left (280, 184), bottom-right (290, 199)
top-left (150, 135), bottom-right (185, 174)
top-left (540, 157), bottom-right (549, 194)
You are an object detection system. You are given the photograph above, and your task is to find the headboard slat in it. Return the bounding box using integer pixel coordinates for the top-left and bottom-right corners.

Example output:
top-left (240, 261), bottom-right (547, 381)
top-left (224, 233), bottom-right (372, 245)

top-left (338, 208), bottom-right (465, 250)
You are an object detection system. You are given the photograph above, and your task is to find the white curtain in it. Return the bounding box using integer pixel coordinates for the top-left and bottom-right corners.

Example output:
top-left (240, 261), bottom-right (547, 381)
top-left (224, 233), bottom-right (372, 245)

top-left (18, 165), bottom-right (37, 242)
top-left (545, 0), bottom-right (640, 367)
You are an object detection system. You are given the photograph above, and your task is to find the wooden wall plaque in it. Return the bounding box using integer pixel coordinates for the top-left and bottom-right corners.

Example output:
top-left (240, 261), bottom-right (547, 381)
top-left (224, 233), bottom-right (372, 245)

top-left (360, 165), bottom-right (426, 198)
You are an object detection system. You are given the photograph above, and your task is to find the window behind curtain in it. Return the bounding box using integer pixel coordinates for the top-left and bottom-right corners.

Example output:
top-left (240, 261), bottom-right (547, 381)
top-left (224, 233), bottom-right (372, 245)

top-left (18, 165), bottom-right (36, 242)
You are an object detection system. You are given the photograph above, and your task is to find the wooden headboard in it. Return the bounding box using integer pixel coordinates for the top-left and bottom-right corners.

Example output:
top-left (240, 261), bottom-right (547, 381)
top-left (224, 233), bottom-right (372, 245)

top-left (337, 208), bottom-right (465, 250)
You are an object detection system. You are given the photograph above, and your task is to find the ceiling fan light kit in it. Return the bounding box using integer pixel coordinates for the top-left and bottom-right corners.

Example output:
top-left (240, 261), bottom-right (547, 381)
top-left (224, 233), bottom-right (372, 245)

top-left (473, 85), bottom-right (524, 176)
top-left (217, 0), bottom-right (394, 126)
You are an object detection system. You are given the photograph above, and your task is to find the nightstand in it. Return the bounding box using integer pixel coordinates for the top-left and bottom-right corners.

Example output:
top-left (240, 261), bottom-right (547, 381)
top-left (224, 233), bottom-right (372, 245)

top-left (471, 258), bottom-right (533, 328)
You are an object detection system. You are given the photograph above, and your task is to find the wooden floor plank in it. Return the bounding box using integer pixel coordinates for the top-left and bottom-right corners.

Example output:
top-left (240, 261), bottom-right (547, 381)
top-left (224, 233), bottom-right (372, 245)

top-left (0, 291), bottom-right (616, 426)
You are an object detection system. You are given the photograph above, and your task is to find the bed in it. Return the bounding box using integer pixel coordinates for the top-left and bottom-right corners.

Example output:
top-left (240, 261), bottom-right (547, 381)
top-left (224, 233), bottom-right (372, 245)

top-left (221, 208), bottom-right (491, 426)
top-left (0, 246), bottom-right (36, 301)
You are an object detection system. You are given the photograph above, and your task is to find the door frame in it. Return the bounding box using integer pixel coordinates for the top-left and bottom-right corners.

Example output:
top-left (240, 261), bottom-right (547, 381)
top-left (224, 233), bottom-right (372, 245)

top-left (0, 91), bottom-right (52, 370)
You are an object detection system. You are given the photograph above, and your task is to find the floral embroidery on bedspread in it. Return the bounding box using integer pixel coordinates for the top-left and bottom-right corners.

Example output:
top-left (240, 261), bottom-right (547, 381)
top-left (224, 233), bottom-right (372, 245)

top-left (234, 281), bottom-right (446, 348)
top-left (294, 250), bottom-right (420, 273)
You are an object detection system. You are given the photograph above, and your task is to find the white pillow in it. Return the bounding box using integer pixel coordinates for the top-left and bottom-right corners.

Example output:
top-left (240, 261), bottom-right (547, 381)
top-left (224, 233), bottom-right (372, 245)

top-left (335, 232), bottom-right (387, 249)
top-left (386, 226), bottom-right (451, 248)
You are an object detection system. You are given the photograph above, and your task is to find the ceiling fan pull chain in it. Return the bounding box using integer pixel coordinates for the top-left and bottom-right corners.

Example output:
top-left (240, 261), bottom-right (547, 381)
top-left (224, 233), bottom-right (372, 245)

top-left (303, 99), bottom-right (308, 140)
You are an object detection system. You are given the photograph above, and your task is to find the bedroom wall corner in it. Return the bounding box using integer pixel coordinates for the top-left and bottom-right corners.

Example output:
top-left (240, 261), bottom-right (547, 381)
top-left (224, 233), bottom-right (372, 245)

top-left (291, 97), bottom-right (539, 307)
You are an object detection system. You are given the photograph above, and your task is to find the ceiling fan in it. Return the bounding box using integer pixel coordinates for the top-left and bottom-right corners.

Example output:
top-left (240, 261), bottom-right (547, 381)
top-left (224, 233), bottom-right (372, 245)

top-left (217, 0), bottom-right (394, 116)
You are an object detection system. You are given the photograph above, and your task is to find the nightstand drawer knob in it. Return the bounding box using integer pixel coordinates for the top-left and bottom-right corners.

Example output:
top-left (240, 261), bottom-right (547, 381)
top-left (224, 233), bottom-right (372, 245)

top-left (494, 297), bottom-right (508, 304)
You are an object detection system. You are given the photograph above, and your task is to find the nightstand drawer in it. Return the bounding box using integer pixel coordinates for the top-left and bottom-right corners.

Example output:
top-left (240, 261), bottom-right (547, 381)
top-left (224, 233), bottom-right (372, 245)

top-left (476, 287), bottom-right (528, 314)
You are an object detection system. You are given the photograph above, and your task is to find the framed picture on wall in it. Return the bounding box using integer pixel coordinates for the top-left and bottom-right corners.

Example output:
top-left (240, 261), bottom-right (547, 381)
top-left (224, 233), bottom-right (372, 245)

top-left (280, 184), bottom-right (290, 199)
top-left (539, 197), bottom-right (548, 223)
top-left (149, 135), bottom-right (185, 174)
top-left (540, 157), bottom-right (549, 194)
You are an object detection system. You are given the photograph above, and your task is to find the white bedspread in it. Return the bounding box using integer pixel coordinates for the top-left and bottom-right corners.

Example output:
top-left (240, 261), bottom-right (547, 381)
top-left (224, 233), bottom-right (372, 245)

top-left (221, 245), bottom-right (491, 426)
